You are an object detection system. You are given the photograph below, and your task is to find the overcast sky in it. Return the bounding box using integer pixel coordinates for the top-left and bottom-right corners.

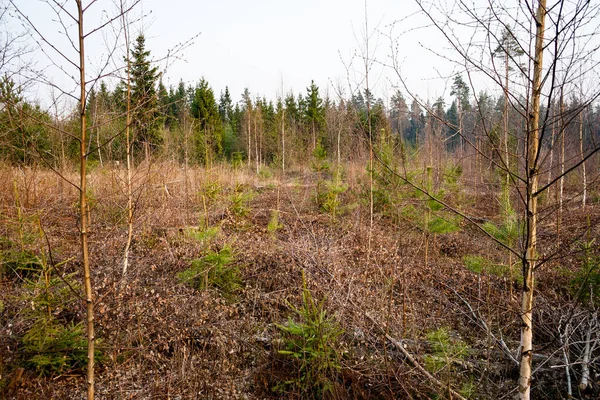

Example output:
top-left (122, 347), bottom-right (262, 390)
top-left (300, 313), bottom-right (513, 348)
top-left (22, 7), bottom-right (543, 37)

top-left (9, 0), bottom-right (532, 110)
top-left (139, 0), bottom-right (442, 103)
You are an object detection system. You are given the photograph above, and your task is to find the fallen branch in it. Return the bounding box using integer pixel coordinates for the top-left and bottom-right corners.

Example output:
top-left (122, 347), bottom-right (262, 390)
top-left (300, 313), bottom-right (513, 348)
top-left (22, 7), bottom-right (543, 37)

top-left (364, 313), bottom-right (468, 400)
top-left (443, 282), bottom-right (519, 366)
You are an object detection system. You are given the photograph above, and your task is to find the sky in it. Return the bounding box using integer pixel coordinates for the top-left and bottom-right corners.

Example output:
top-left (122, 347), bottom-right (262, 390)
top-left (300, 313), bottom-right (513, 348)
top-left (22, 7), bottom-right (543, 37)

top-left (138, 0), bottom-right (436, 102)
top-left (139, 0), bottom-right (433, 103)
top-left (9, 0), bottom-right (473, 110)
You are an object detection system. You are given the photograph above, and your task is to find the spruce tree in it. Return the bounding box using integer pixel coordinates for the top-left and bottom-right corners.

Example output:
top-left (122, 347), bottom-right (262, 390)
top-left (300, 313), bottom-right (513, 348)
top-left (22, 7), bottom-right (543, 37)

top-left (191, 78), bottom-right (222, 166)
top-left (304, 80), bottom-right (324, 150)
top-left (129, 34), bottom-right (162, 155)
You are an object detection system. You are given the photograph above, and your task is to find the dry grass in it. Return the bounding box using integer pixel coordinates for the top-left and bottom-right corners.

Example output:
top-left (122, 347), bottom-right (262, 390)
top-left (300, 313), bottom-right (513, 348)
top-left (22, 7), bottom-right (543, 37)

top-left (1, 161), bottom-right (599, 399)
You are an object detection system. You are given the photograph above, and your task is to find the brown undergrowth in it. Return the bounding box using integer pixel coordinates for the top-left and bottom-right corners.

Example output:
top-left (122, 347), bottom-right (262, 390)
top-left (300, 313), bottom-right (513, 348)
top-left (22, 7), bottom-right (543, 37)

top-left (0, 162), bottom-right (599, 399)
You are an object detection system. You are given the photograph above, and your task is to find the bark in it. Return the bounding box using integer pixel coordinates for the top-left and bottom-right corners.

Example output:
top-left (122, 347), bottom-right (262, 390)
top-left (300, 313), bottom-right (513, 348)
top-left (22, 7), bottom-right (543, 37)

top-left (579, 110), bottom-right (586, 207)
top-left (254, 112), bottom-right (259, 174)
top-left (122, 12), bottom-right (133, 280)
top-left (547, 115), bottom-right (555, 201)
top-left (282, 107), bottom-right (285, 174)
top-left (503, 50), bottom-right (510, 207)
top-left (559, 93), bottom-right (565, 234)
top-left (518, 1), bottom-right (546, 398)
top-left (579, 316), bottom-right (593, 390)
top-left (76, 1), bottom-right (95, 398)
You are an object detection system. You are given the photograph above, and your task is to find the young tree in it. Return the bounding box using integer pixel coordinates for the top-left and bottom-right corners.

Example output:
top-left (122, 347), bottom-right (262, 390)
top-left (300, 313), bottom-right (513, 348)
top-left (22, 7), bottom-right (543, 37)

top-left (450, 74), bottom-right (470, 154)
top-left (392, 1), bottom-right (600, 398)
top-left (493, 26), bottom-right (524, 204)
top-left (9, 2), bottom-right (142, 397)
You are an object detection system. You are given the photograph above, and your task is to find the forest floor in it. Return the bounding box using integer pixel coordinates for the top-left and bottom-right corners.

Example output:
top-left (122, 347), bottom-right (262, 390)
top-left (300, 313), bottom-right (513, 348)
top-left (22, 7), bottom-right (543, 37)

top-left (1, 161), bottom-right (599, 399)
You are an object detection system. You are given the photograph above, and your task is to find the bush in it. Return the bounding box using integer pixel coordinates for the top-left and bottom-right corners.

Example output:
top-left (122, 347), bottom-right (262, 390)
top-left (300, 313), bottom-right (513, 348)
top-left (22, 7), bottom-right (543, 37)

top-left (228, 188), bottom-right (254, 219)
top-left (178, 246), bottom-right (241, 296)
top-left (21, 318), bottom-right (96, 376)
top-left (267, 210), bottom-right (282, 234)
top-left (17, 254), bottom-right (99, 377)
top-left (569, 239), bottom-right (600, 304)
top-left (1, 248), bottom-right (44, 280)
top-left (423, 327), bottom-right (473, 398)
top-left (463, 255), bottom-right (508, 277)
top-left (274, 271), bottom-right (343, 398)
top-left (185, 226), bottom-right (219, 243)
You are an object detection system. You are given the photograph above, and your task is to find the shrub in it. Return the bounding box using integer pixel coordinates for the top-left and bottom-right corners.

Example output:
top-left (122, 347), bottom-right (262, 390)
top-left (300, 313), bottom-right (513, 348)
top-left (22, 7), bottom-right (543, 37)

top-left (463, 255), bottom-right (508, 277)
top-left (1, 248), bottom-right (44, 280)
top-left (274, 271), bottom-right (343, 398)
top-left (178, 246), bottom-right (241, 296)
top-left (228, 189), bottom-right (254, 219)
top-left (569, 239), bottom-right (600, 304)
top-left (424, 327), bottom-right (469, 373)
top-left (267, 210), bottom-right (282, 234)
top-left (18, 255), bottom-right (100, 377)
top-left (185, 226), bottom-right (219, 243)
top-left (258, 166), bottom-right (273, 179)
top-left (21, 318), bottom-right (94, 376)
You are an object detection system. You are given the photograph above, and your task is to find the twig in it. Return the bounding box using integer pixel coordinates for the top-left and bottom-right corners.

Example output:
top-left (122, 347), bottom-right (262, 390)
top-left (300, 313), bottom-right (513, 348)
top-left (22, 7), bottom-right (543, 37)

top-left (363, 312), bottom-right (468, 400)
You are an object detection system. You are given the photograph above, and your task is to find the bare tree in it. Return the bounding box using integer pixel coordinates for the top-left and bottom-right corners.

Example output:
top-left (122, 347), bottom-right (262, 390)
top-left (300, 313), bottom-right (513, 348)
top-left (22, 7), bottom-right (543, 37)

top-left (386, 1), bottom-right (600, 398)
top-left (8, 1), bottom-right (141, 397)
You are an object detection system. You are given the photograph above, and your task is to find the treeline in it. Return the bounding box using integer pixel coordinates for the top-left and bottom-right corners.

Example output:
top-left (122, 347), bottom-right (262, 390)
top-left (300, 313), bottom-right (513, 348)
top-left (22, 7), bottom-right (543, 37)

top-left (1, 35), bottom-right (599, 170)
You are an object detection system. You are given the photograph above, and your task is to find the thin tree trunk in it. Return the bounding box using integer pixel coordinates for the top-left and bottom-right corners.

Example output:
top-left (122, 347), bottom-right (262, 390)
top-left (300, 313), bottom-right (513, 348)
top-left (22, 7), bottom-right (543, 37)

top-left (254, 112), bottom-right (259, 174)
top-left (364, 2), bottom-right (373, 258)
top-left (282, 107), bottom-right (285, 174)
top-left (579, 109), bottom-right (586, 207)
top-left (547, 114), bottom-right (555, 201)
top-left (559, 92), bottom-right (565, 234)
top-left (246, 107), bottom-right (251, 169)
top-left (122, 13), bottom-right (133, 280)
top-left (518, 1), bottom-right (546, 398)
top-left (504, 50), bottom-right (510, 208)
top-left (76, 2), bottom-right (95, 398)
top-left (93, 99), bottom-right (103, 167)
top-left (580, 316), bottom-right (593, 390)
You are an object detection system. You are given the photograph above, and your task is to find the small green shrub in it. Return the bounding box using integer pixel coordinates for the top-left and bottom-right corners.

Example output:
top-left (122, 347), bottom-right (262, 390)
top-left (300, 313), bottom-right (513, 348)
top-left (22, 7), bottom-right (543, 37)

top-left (202, 181), bottom-right (222, 202)
top-left (317, 169), bottom-right (348, 218)
top-left (275, 271), bottom-right (342, 397)
top-left (424, 327), bottom-right (469, 374)
top-left (21, 318), bottom-right (99, 376)
top-left (267, 210), bottom-right (282, 234)
top-left (258, 166), bottom-right (273, 179)
top-left (185, 226), bottom-right (219, 243)
top-left (229, 190), bottom-right (254, 219)
top-left (428, 216), bottom-right (460, 235)
top-left (18, 253), bottom-right (98, 377)
top-left (460, 379), bottom-right (476, 399)
top-left (423, 326), bottom-right (474, 398)
top-left (463, 255), bottom-right (508, 277)
top-left (178, 246), bottom-right (241, 296)
top-left (443, 163), bottom-right (463, 190)
top-left (231, 152), bottom-right (244, 168)
top-left (483, 217), bottom-right (520, 248)
top-left (1, 248), bottom-right (44, 280)
top-left (569, 240), bottom-right (600, 304)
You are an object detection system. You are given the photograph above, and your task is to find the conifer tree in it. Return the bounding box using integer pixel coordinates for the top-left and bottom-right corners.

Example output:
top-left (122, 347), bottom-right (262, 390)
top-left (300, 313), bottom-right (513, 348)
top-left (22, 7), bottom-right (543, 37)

top-left (191, 78), bottom-right (222, 166)
top-left (129, 34), bottom-right (162, 156)
top-left (304, 81), bottom-right (324, 150)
